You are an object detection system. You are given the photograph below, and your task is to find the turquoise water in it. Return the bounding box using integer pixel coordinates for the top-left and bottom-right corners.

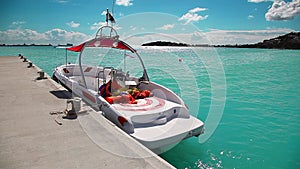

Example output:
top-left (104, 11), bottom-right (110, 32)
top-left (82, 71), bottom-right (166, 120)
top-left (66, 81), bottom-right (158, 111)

top-left (1, 46), bottom-right (299, 168)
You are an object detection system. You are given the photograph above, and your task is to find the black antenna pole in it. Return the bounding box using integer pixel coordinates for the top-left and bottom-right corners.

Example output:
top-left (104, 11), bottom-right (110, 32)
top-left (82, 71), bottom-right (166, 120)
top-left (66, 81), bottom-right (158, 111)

top-left (106, 8), bottom-right (109, 25)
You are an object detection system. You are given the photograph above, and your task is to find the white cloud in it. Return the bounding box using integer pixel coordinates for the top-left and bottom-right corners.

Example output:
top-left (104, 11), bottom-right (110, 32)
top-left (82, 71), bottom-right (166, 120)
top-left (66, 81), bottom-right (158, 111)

top-left (90, 22), bottom-right (107, 30)
top-left (201, 28), bottom-right (294, 45)
top-left (248, 0), bottom-right (273, 3)
top-left (179, 13), bottom-right (208, 25)
top-left (116, 0), bottom-right (133, 6)
top-left (248, 15), bottom-right (254, 19)
top-left (265, 0), bottom-right (300, 21)
top-left (55, 0), bottom-right (68, 3)
top-left (0, 28), bottom-right (91, 45)
top-left (156, 24), bottom-right (175, 30)
top-left (0, 28), bottom-right (46, 43)
top-left (101, 10), bottom-right (106, 15)
top-left (189, 7), bottom-right (208, 13)
top-left (66, 21), bottom-right (80, 28)
top-left (12, 21), bottom-right (26, 25)
top-left (179, 7), bottom-right (208, 25)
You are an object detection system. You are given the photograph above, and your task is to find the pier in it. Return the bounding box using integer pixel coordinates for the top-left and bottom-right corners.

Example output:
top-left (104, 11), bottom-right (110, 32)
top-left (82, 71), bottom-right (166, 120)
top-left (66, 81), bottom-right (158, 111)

top-left (0, 56), bottom-right (174, 168)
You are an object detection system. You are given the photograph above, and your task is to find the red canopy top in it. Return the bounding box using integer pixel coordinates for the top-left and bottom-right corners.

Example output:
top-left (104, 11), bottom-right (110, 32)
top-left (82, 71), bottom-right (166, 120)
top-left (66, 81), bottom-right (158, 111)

top-left (67, 43), bottom-right (85, 52)
top-left (67, 38), bottom-right (135, 53)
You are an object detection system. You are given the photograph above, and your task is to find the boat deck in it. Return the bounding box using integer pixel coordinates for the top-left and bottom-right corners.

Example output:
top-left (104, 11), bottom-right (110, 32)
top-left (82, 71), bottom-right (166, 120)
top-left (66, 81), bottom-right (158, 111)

top-left (0, 56), bottom-right (175, 169)
top-left (112, 96), bottom-right (183, 124)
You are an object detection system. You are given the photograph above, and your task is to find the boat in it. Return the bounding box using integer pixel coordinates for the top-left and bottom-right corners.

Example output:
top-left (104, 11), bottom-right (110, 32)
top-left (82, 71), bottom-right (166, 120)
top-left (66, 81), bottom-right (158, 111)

top-left (55, 43), bottom-right (73, 48)
top-left (52, 16), bottom-right (204, 153)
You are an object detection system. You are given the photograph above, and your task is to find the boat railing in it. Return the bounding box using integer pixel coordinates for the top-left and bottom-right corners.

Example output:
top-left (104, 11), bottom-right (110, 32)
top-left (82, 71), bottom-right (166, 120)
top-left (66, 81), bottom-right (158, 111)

top-left (95, 25), bottom-right (119, 39)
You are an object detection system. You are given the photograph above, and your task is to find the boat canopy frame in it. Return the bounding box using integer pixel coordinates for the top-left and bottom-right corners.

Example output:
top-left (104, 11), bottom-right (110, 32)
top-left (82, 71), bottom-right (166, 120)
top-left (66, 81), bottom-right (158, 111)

top-left (76, 25), bottom-right (149, 89)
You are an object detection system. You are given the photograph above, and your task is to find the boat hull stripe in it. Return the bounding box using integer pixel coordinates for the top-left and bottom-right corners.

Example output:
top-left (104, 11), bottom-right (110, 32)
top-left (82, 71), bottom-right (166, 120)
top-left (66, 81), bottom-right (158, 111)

top-left (82, 91), bottom-right (96, 103)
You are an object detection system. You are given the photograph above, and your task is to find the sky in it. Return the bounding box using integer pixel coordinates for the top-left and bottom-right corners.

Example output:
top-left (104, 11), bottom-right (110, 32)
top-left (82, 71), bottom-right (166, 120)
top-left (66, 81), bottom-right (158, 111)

top-left (0, 0), bottom-right (300, 45)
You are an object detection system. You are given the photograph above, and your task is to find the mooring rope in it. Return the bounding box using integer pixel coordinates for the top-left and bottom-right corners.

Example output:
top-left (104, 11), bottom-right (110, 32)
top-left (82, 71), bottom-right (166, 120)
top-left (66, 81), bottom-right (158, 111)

top-left (49, 109), bottom-right (67, 125)
top-left (49, 102), bottom-right (69, 125)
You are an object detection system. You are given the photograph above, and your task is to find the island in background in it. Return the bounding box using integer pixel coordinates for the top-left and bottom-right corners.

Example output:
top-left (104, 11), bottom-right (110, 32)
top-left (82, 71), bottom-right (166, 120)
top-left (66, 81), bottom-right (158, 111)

top-left (142, 32), bottom-right (300, 50)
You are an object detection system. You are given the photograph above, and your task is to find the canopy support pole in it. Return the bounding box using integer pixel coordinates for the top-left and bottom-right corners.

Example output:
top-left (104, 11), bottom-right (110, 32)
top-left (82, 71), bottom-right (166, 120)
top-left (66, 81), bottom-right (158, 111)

top-left (124, 51), bottom-right (126, 73)
top-left (65, 49), bottom-right (68, 66)
top-left (78, 45), bottom-right (87, 88)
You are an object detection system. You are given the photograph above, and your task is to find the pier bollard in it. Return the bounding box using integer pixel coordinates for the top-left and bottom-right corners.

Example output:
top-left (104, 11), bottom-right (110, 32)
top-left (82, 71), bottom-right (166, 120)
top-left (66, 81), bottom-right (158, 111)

top-left (64, 97), bottom-right (81, 119)
top-left (18, 54), bottom-right (23, 59)
top-left (37, 71), bottom-right (45, 80)
top-left (71, 97), bottom-right (82, 114)
top-left (27, 62), bottom-right (33, 68)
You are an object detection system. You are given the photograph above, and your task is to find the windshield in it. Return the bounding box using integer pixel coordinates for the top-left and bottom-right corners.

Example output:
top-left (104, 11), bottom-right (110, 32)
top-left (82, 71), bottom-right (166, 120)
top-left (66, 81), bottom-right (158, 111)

top-left (79, 46), bottom-right (144, 79)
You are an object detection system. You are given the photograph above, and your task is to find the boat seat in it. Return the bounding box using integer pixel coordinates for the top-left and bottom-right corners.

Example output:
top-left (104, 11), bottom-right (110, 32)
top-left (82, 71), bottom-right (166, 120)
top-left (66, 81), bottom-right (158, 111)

top-left (63, 68), bottom-right (70, 73)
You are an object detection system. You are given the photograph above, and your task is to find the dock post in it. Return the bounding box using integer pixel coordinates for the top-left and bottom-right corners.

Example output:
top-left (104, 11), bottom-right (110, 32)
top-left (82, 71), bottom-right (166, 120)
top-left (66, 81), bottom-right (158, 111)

top-left (37, 71), bottom-right (45, 79)
top-left (28, 62), bottom-right (33, 68)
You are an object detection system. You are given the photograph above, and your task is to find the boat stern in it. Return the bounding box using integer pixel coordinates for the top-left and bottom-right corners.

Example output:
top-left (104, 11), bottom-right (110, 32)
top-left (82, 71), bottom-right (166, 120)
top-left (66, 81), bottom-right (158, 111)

top-left (130, 115), bottom-right (204, 154)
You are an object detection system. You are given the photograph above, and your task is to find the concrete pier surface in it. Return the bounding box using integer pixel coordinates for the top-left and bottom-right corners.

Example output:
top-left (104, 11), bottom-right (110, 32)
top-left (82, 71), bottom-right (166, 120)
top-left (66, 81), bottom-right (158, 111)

top-left (0, 56), bottom-right (175, 169)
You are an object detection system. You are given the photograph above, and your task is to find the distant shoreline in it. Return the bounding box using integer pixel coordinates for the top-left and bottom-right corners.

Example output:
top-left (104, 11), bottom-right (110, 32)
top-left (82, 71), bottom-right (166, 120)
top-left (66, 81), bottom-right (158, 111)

top-left (0, 43), bottom-right (73, 47)
top-left (0, 44), bottom-right (52, 47)
top-left (142, 32), bottom-right (300, 50)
